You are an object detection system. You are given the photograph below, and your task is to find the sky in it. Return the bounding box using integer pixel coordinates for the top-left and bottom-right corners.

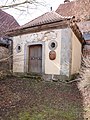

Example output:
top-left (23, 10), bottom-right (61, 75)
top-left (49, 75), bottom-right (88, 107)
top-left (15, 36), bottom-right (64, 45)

top-left (0, 0), bottom-right (65, 25)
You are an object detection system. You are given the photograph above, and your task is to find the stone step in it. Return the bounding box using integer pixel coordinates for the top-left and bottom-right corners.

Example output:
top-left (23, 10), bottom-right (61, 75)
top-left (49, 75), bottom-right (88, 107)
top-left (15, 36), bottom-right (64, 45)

top-left (12, 73), bottom-right (43, 80)
top-left (22, 74), bottom-right (42, 80)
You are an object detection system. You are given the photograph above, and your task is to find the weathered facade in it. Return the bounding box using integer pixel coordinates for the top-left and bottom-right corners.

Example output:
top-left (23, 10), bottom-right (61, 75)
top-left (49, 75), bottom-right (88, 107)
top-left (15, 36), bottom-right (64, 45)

top-left (7, 11), bottom-right (84, 79)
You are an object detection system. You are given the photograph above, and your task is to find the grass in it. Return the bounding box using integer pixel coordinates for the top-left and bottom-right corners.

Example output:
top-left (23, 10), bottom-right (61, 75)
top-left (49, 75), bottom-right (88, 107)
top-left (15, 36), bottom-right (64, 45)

top-left (0, 77), bottom-right (84, 120)
top-left (11, 106), bottom-right (77, 120)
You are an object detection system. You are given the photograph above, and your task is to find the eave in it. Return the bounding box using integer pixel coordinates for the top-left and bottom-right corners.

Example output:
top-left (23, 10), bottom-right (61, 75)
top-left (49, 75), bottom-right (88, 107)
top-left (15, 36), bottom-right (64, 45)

top-left (6, 19), bottom-right (70, 37)
top-left (6, 19), bottom-right (85, 45)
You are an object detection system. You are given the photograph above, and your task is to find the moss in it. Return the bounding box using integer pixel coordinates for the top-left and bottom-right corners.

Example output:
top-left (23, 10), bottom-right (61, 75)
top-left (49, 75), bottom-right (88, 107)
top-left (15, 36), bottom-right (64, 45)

top-left (18, 112), bottom-right (30, 120)
top-left (12, 106), bottom-right (77, 120)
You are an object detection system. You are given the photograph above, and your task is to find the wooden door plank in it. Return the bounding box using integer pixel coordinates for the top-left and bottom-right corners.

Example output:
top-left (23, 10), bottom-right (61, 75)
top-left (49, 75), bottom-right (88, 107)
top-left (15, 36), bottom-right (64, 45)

top-left (28, 45), bottom-right (42, 73)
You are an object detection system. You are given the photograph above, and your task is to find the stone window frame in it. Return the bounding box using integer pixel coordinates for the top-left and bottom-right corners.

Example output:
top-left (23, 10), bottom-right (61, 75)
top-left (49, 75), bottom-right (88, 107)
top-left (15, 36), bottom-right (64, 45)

top-left (48, 40), bottom-right (58, 50)
top-left (16, 44), bottom-right (22, 53)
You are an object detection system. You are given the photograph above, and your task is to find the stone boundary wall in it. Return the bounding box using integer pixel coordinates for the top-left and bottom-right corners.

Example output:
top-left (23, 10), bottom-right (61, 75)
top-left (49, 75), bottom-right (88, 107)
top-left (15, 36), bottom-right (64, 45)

top-left (0, 44), bottom-right (12, 72)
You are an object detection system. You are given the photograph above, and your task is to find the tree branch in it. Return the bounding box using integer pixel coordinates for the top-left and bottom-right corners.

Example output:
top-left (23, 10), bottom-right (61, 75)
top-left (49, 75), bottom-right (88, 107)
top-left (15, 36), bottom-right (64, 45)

top-left (0, 0), bottom-right (38, 9)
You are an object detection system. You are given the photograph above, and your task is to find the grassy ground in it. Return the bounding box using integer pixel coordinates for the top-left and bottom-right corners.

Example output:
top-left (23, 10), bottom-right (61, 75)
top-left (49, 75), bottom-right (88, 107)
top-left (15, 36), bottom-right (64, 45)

top-left (0, 77), bottom-right (84, 120)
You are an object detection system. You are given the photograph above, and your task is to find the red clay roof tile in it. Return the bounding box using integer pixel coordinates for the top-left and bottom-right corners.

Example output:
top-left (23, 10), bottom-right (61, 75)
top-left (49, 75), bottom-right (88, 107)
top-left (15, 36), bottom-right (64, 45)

top-left (56, 1), bottom-right (75, 17)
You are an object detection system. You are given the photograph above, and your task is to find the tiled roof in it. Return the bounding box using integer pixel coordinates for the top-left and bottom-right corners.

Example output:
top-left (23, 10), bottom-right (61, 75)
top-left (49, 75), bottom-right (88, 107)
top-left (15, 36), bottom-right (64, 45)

top-left (0, 9), bottom-right (20, 36)
top-left (56, 1), bottom-right (75, 17)
top-left (56, 0), bottom-right (89, 21)
top-left (21, 11), bottom-right (70, 29)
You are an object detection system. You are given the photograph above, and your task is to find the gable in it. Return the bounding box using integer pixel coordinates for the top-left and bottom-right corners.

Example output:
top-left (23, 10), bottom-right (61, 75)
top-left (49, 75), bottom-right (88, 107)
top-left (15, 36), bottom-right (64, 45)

top-left (21, 11), bottom-right (64, 28)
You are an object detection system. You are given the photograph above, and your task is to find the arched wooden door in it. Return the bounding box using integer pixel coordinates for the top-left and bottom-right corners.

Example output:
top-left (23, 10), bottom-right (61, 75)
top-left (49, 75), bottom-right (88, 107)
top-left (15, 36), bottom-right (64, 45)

top-left (28, 45), bottom-right (42, 73)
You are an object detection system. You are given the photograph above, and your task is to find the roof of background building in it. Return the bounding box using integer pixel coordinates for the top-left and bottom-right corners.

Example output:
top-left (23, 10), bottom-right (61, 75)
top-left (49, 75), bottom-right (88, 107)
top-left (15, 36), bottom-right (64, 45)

top-left (56, 0), bottom-right (90, 21)
top-left (0, 9), bottom-right (20, 37)
top-left (56, 1), bottom-right (75, 17)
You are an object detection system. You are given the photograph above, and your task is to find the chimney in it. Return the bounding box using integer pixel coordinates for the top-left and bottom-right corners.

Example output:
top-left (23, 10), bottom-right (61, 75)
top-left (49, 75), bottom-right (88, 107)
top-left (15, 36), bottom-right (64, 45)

top-left (64, 0), bottom-right (70, 3)
top-left (50, 7), bottom-right (52, 11)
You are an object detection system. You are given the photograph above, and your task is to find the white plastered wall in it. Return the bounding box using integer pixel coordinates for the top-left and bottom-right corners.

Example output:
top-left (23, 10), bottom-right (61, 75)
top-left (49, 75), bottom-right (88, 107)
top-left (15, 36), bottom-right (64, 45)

top-left (71, 30), bottom-right (82, 75)
top-left (13, 35), bottom-right (25, 72)
top-left (45, 30), bottom-right (61, 75)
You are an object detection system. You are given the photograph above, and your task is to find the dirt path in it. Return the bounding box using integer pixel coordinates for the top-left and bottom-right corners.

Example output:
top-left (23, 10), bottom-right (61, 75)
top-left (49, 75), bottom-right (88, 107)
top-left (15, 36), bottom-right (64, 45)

top-left (0, 77), bottom-right (84, 120)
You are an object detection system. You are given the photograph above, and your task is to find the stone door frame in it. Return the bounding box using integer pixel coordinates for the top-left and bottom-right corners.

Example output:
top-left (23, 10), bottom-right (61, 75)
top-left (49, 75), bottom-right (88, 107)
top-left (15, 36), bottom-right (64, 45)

top-left (24, 41), bottom-right (45, 74)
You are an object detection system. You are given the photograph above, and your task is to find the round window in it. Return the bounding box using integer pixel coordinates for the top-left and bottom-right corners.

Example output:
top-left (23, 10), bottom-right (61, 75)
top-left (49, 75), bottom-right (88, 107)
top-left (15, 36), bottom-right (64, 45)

top-left (48, 40), bottom-right (58, 50)
top-left (51, 42), bottom-right (55, 48)
top-left (16, 44), bottom-right (22, 53)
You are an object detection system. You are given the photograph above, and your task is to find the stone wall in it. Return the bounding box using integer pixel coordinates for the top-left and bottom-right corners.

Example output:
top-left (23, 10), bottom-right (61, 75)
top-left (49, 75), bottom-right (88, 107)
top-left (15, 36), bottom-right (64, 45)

top-left (0, 45), bottom-right (12, 71)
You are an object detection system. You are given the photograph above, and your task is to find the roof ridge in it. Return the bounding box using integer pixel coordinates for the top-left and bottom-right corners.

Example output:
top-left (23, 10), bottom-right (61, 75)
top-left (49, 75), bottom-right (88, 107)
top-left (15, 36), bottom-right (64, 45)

top-left (21, 11), bottom-right (71, 28)
top-left (22, 11), bottom-right (58, 26)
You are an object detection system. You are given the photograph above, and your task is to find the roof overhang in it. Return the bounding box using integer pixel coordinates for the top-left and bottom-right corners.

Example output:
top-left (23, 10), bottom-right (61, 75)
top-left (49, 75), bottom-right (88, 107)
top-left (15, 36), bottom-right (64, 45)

top-left (6, 19), bottom-right (70, 36)
top-left (6, 18), bottom-right (85, 44)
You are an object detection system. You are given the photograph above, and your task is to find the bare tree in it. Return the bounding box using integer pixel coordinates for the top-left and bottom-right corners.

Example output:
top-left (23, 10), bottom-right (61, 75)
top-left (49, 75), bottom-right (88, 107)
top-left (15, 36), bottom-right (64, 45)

top-left (77, 56), bottom-right (90, 119)
top-left (0, 0), bottom-right (46, 12)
